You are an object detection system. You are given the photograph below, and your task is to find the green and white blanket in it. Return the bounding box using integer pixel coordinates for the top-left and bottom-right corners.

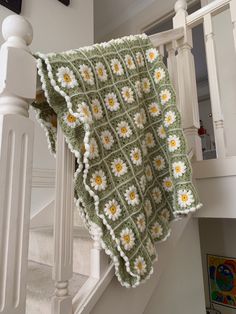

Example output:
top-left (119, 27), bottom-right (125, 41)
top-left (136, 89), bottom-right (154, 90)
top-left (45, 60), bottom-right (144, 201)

top-left (33, 34), bottom-right (202, 287)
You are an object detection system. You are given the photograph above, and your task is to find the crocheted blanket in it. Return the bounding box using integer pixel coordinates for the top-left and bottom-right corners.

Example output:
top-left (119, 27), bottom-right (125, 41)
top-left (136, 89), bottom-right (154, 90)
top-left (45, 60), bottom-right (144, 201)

top-left (33, 34), bottom-right (202, 287)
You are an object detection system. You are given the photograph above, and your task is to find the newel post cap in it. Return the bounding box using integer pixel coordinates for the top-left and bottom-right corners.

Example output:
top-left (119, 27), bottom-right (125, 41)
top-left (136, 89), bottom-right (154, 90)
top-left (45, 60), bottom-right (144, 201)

top-left (174, 0), bottom-right (187, 14)
top-left (2, 15), bottom-right (33, 46)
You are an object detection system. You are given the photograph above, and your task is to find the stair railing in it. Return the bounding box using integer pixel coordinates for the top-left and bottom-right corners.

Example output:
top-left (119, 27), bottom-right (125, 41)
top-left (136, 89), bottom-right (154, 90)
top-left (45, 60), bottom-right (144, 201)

top-left (0, 15), bottom-right (36, 314)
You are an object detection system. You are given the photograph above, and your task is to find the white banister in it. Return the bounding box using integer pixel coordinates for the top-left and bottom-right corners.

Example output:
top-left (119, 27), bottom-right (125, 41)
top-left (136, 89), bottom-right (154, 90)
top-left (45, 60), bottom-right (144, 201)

top-left (0, 15), bottom-right (36, 314)
top-left (173, 0), bottom-right (203, 161)
top-left (52, 125), bottom-right (75, 314)
top-left (230, 0), bottom-right (236, 52)
top-left (203, 13), bottom-right (226, 158)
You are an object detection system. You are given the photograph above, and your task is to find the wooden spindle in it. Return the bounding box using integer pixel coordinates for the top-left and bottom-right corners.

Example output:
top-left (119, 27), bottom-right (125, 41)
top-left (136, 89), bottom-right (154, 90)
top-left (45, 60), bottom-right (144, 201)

top-left (0, 15), bottom-right (36, 314)
top-left (173, 0), bottom-right (203, 161)
top-left (203, 13), bottom-right (226, 158)
top-left (52, 125), bottom-right (75, 314)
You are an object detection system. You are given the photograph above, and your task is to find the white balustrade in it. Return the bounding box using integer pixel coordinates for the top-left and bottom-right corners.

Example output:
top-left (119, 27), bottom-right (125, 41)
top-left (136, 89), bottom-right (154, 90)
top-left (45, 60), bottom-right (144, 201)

top-left (0, 15), bottom-right (36, 314)
top-left (173, 0), bottom-right (203, 161)
top-left (52, 125), bottom-right (75, 314)
top-left (230, 0), bottom-right (236, 52)
top-left (203, 13), bottom-right (226, 158)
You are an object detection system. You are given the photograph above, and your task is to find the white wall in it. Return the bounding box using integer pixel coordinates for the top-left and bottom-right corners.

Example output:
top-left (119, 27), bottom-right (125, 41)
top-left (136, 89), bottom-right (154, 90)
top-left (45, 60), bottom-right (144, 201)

top-left (0, 0), bottom-right (94, 213)
top-left (199, 218), bottom-right (236, 314)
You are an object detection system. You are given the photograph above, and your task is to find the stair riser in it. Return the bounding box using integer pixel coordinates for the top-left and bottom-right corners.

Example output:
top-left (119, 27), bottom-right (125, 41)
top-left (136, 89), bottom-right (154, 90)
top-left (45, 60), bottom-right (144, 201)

top-left (29, 231), bottom-right (93, 276)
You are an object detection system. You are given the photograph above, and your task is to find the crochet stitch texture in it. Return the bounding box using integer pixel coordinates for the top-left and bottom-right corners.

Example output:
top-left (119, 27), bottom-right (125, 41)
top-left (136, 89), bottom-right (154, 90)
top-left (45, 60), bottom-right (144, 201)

top-left (33, 34), bottom-right (202, 287)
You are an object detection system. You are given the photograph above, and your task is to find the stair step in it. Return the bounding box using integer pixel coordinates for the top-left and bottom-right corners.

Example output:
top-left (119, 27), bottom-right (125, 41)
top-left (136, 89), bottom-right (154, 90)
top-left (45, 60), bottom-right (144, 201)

top-left (29, 226), bottom-right (93, 276)
top-left (26, 261), bottom-right (88, 314)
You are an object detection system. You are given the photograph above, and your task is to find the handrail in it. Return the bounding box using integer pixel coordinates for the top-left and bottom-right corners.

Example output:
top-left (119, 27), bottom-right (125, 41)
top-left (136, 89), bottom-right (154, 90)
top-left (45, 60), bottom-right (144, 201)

top-left (149, 27), bottom-right (184, 47)
top-left (187, 0), bottom-right (230, 28)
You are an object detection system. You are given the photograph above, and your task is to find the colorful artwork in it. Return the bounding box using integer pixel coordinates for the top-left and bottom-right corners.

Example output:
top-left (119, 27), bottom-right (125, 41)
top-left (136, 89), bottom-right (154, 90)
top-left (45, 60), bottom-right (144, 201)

top-left (208, 254), bottom-right (236, 309)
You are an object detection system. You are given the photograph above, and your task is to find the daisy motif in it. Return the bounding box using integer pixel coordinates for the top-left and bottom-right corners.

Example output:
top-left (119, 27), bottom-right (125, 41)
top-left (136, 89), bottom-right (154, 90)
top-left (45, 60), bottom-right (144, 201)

top-left (168, 135), bottom-right (181, 152)
top-left (162, 177), bottom-right (173, 192)
top-left (105, 93), bottom-right (120, 111)
top-left (160, 89), bottom-right (171, 105)
top-left (146, 238), bottom-right (155, 256)
top-left (172, 161), bottom-right (186, 178)
top-left (91, 99), bottom-right (103, 120)
top-left (134, 256), bottom-right (147, 275)
top-left (145, 165), bottom-right (153, 182)
top-left (117, 121), bottom-right (132, 139)
top-left (136, 214), bottom-right (146, 232)
top-left (111, 158), bottom-right (128, 177)
top-left (149, 102), bottom-right (161, 117)
top-left (135, 80), bottom-right (142, 98)
top-left (154, 67), bottom-right (165, 84)
top-left (140, 175), bottom-right (147, 192)
top-left (125, 54), bottom-right (135, 70)
top-left (111, 59), bottom-right (124, 76)
top-left (146, 48), bottom-right (159, 63)
top-left (104, 199), bottom-right (122, 221)
top-left (144, 200), bottom-right (152, 218)
top-left (63, 112), bottom-right (78, 128)
top-left (89, 138), bottom-right (99, 160)
top-left (90, 170), bottom-right (107, 191)
top-left (142, 78), bottom-right (151, 94)
top-left (145, 132), bottom-right (155, 149)
top-left (177, 189), bottom-right (194, 208)
top-left (101, 130), bottom-right (114, 150)
top-left (79, 64), bottom-right (94, 85)
top-left (124, 185), bottom-right (140, 206)
top-left (140, 109), bottom-right (147, 125)
top-left (160, 208), bottom-right (170, 222)
top-left (136, 52), bottom-right (144, 67)
top-left (157, 125), bottom-right (166, 139)
top-left (134, 112), bottom-right (144, 129)
top-left (152, 187), bottom-right (162, 204)
top-left (151, 222), bottom-right (163, 239)
top-left (95, 62), bottom-right (108, 82)
top-left (130, 147), bottom-right (142, 166)
top-left (141, 140), bottom-right (148, 156)
top-left (57, 67), bottom-right (78, 89)
top-left (121, 86), bottom-right (134, 104)
top-left (77, 102), bottom-right (92, 123)
top-left (120, 228), bottom-right (135, 251)
top-left (153, 155), bottom-right (165, 171)
top-left (164, 111), bottom-right (176, 127)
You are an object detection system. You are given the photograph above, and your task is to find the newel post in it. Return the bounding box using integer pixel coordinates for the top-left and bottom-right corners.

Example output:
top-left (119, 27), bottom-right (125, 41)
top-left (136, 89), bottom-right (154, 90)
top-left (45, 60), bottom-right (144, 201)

top-left (173, 0), bottom-right (203, 161)
top-left (0, 15), bottom-right (36, 314)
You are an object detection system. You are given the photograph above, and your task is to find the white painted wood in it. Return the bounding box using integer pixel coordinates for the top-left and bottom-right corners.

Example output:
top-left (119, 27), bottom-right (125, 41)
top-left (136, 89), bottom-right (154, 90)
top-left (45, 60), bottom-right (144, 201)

top-left (32, 168), bottom-right (55, 188)
top-left (0, 15), bottom-right (36, 314)
top-left (149, 27), bottom-right (184, 47)
top-left (30, 200), bottom-right (54, 229)
top-left (52, 125), bottom-right (75, 314)
top-left (173, 1), bottom-right (203, 161)
top-left (230, 0), bottom-right (236, 52)
top-left (187, 0), bottom-right (230, 28)
top-left (203, 13), bottom-right (226, 158)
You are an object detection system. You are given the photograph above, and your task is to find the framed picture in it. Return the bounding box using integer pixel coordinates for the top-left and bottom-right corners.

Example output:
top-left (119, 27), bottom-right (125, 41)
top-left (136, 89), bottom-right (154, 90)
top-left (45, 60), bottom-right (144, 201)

top-left (207, 254), bottom-right (236, 309)
top-left (58, 0), bottom-right (70, 6)
top-left (0, 0), bottom-right (22, 14)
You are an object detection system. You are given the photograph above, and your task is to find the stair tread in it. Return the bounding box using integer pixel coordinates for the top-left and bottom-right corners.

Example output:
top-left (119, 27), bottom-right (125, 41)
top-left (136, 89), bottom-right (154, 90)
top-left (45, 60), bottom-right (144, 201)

top-left (26, 261), bottom-right (88, 313)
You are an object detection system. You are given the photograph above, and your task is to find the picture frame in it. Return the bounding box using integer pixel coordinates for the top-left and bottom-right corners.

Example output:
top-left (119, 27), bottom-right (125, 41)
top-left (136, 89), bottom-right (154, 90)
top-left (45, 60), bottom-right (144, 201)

top-left (207, 254), bottom-right (236, 309)
top-left (0, 0), bottom-right (22, 14)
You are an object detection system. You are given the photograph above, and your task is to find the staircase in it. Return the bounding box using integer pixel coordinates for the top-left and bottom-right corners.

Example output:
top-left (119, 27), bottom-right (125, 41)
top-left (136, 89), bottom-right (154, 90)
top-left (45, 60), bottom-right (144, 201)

top-left (1, 0), bottom-right (236, 313)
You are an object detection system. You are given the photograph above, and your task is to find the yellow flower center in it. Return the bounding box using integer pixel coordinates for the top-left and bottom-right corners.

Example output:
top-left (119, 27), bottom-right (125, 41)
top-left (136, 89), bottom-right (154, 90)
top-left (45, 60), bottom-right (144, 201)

top-left (123, 234), bottom-right (131, 244)
top-left (82, 107), bottom-right (89, 117)
top-left (156, 159), bottom-right (162, 167)
top-left (110, 205), bottom-right (117, 215)
top-left (108, 98), bottom-right (115, 107)
top-left (67, 114), bottom-right (76, 123)
top-left (156, 71), bottom-right (161, 79)
top-left (130, 192), bottom-right (136, 200)
top-left (166, 116), bottom-right (172, 123)
top-left (63, 73), bottom-right (72, 83)
top-left (84, 70), bottom-right (90, 80)
top-left (151, 106), bottom-right (158, 113)
top-left (114, 64), bottom-right (119, 72)
top-left (137, 262), bottom-right (143, 271)
top-left (115, 163), bottom-right (123, 172)
top-left (181, 194), bottom-right (188, 202)
top-left (147, 137), bottom-right (152, 144)
top-left (93, 105), bottom-right (99, 114)
top-left (165, 181), bottom-right (172, 188)
top-left (170, 140), bottom-right (176, 147)
top-left (98, 68), bottom-right (103, 76)
top-left (95, 176), bottom-right (102, 185)
top-left (153, 226), bottom-right (159, 234)
top-left (162, 94), bottom-right (167, 100)
top-left (143, 82), bottom-right (148, 89)
top-left (133, 152), bottom-right (140, 160)
top-left (149, 52), bottom-right (155, 60)
top-left (104, 136), bottom-right (110, 144)
top-left (125, 91), bottom-right (130, 98)
top-left (175, 166), bottom-right (181, 173)
top-left (121, 127), bottom-right (127, 134)
top-left (138, 56), bottom-right (142, 64)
